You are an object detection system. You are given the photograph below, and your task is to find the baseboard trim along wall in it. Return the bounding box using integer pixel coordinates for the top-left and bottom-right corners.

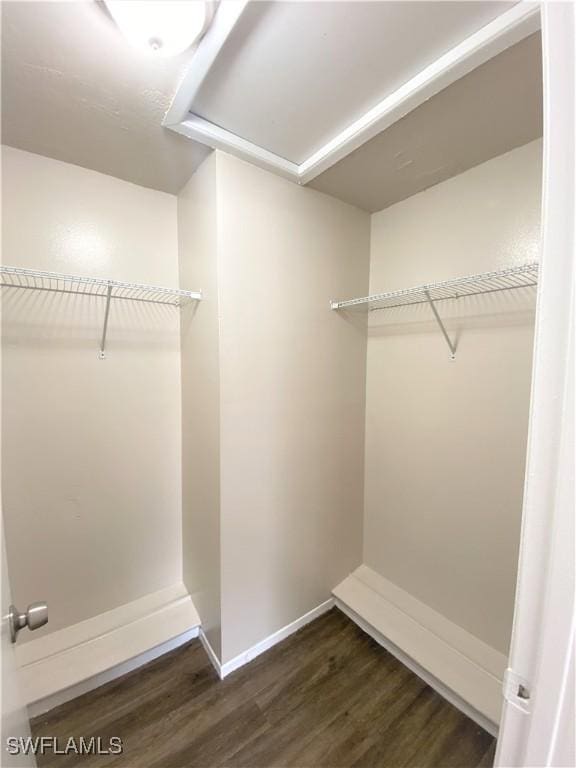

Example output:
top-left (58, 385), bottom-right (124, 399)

top-left (198, 629), bottom-right (221, 678)
top-left (18, 583), bottom-right (201, 717)
top-left (201, 598), bottom-right (336, 680)
top-left (333, 566), bottom-right (507, 735)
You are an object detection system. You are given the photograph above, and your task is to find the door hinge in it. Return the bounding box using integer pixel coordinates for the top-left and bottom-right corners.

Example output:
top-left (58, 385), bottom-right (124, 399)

top-left (503, 667), bottom-right (531, 713)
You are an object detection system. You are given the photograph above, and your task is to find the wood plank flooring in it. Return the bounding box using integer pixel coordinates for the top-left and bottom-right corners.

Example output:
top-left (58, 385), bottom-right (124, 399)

top-left (31, 609), bottom-right (496, 768)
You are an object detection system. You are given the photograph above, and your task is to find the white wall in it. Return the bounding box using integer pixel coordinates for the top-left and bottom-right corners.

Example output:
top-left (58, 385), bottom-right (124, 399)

top-left (1, 146), bottom-right (182, 639)
top-left (3, 137), bottom-right (537, 670)
top-left (364, 140), bottom-right (542, 654)
top-left (216, 153), bottom-right (370, 663)
top-left (177, 151), bottom-right (371, 664)
top-left (178, 154), bottom-right (222, 657)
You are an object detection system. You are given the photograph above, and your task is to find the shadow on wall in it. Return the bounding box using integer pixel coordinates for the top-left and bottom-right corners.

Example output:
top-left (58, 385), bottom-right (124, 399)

top-left (332, 286), bottom-right (538, 338)
top-left (1, 287), bottom-right (180, 352)
top-left (179, 297), bottom-right (201, 343)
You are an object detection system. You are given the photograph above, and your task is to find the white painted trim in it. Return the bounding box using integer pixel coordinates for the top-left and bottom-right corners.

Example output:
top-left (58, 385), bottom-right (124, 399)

top-left (199, 599), bottom-right (335, 680)
top-left (333, 567), bottom-right (506, 730)
top-left (219, 598), bottom-right (335, 678)
top-left (495, 3), bottom-right (576, 765)
top-left (16, 583), bottom-right (200, 708)
top-left (27, 628), bottom-right (198, 719)
top-left (16, 583), bottom-right (191, 667)
top-left (199, 629), bottom-right (223, 680)
top-left (163, 0), bottom-right (251, 127)
top-left (170, 116), bottom-right (300, 181)
top-left (298, 2), bottom-right (541, 183)
top-left (354, 565), bottom-right (507, 680)
top-left (166, 3), bottom-right (540, 184)
top-left (335, 599), bottom-right (497, 738)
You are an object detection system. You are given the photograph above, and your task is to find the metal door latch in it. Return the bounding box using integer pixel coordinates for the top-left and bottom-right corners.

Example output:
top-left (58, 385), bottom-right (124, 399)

top-left (8, 602), bottom-right (48, 643)
top-left (503, 667), bottom-right (531, 713)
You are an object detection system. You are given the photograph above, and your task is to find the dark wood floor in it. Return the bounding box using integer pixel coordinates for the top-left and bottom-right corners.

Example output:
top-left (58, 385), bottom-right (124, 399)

top-left (31, 609), bottom-right (495, 768)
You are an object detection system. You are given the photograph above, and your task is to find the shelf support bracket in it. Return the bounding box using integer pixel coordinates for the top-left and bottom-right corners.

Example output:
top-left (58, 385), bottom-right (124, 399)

top-left (424, 290), bottom-right (456, 359)
top-left (99, 284), bottom-right (113, 360)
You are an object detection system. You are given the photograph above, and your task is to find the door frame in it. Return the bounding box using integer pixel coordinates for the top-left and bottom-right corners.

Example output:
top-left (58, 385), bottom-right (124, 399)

top-left (495, 2), bottom-right (575, 765)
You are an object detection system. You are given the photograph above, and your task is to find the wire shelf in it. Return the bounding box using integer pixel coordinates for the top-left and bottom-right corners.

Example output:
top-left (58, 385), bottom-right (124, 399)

top-left (331, 261), bottom-right (539, 360)
top-left (330, 262), bottom-right (539, 311)
top-left (0, 266), bottom-right (201, 306)
top-left (0, 265), bottom-right (202, 359)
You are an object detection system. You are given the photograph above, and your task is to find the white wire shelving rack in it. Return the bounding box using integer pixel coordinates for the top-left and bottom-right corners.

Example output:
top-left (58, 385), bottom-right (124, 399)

top-left (0, 266), bottom-right (202, 359)
top-left (330, 261), bottom-right (539, 359)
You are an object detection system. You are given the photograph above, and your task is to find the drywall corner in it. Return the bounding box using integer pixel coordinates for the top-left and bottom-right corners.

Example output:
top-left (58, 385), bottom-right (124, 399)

top-left (178, 152), bottom-right (223, 658)
top-left (214, 152), bottom-right (370, 664)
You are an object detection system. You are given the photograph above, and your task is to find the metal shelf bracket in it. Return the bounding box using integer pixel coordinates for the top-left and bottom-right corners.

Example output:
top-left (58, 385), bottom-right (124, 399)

top-left (330, 262), bottom-right (538, 361)
top-left (0, 266), bottom-right (202, 361)
top-left (424, 290), bottom-right (457, 360)
top-left (99, 283), bottom-right (113, 360)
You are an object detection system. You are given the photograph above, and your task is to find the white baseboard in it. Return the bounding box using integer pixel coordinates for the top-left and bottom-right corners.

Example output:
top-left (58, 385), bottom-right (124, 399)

top-left (333, 566), bottom-right (506, 735)
top-left (221, 598), bottom-right (335, 678)
top-left (199, 629), bottom-right (223, 679)
top-left (200, 598), bottom-right (335, 680)
top-left (18, 583), bottom-right (201, 716)
top-left (27, 627), bottom-right (198, 718)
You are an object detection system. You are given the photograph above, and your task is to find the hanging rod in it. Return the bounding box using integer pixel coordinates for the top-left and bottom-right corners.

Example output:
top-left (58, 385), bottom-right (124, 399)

top-left (0, 265), bottom-right (202, 359)
top-left (330, 261), bottom-right (538, 359)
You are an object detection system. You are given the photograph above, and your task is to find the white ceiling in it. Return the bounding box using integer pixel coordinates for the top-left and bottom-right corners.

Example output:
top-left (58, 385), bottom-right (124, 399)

top-left (1, 0), bottom-right (541, 210)
top-left (310, 33), bottom-right (543, 212)
top-left (1, 1), bottom-right (210, 194)
top-left (192, 1), bottom-right (516, 163)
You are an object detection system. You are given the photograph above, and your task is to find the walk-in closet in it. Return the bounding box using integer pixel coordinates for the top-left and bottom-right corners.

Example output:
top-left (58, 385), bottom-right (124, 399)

top-left (1, 2), bottom-right (574, 767)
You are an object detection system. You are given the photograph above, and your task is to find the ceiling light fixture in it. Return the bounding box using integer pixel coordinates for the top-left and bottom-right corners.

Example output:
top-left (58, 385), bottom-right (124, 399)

top-left (104, 1), bottom-right (209, 58)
